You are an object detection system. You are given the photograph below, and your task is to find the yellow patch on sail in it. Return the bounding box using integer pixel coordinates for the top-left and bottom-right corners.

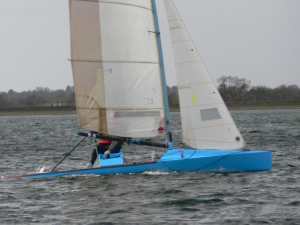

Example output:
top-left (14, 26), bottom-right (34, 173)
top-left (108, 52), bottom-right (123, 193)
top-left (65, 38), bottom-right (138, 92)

top-left (192, 95), bottom-right (198, 106)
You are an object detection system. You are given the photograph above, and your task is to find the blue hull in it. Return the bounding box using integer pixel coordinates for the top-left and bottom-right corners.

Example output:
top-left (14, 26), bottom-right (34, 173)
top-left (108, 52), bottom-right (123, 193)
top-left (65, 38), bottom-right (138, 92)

top-left (24, 149), bottom-right (272, 180)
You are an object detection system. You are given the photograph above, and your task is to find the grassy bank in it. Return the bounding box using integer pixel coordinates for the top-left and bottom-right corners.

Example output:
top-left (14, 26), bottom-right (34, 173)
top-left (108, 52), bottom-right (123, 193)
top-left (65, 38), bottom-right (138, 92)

top-left (1, 104), bottom-right (300, 117)
top-left (229, 105), bottom-right (300, 111)
top-left (228, 102), bottom-right (300, 111)
top-left (171, 104), bottom-right (300, 112)
top-left (0, 107), bottom-right (75, 116)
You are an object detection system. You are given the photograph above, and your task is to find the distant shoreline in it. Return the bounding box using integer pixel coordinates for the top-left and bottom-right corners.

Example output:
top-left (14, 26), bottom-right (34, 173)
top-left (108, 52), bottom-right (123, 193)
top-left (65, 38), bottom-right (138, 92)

top-left (0, 105), bottom-right (300, 117)
top-left (230, 106), bottom-right (300, 111)
top-left (0, 107), bottom-right (75, 116)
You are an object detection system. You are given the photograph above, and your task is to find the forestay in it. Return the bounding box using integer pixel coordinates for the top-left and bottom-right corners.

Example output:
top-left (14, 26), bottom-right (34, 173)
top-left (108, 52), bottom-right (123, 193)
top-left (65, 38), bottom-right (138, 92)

top-left (69, 0), bottom-right (164, 138)
top-left (164, 0), bottom-right (245, 149)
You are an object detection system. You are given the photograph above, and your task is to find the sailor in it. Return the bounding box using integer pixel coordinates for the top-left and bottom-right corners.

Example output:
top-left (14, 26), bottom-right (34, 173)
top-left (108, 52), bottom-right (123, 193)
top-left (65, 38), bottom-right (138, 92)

top-left (103, 140), bottom-right (125, 159)
top-left (90, 139), bottom-right (125, 167)
top-left (90, 139), bottom-right (112, 167)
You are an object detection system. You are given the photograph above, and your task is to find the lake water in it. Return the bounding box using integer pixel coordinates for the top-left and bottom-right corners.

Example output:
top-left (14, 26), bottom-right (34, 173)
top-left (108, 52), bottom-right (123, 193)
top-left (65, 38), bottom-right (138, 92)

top-left (0, 110), bottom-right (299, 224)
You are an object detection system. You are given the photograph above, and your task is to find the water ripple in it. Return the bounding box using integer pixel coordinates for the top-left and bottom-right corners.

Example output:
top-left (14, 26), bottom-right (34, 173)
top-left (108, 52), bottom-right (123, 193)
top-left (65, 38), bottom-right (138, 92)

top-left (0, 110), bottom-right (299, 224)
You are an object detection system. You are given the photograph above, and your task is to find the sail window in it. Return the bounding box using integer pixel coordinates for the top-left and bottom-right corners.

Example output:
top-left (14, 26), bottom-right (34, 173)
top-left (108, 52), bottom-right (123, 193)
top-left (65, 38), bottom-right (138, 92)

top-left (200, 108), bottom-right (222, 121)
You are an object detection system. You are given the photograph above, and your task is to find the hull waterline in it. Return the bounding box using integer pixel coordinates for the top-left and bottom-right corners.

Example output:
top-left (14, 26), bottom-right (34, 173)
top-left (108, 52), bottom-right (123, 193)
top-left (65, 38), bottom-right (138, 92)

top-left (23, 149), bottom-right (272, 180)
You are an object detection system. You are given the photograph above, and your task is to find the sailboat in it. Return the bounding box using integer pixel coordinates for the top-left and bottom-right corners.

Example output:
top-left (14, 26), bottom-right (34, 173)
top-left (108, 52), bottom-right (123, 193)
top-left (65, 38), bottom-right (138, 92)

top-left (25, 0), bottom-right (271, 180)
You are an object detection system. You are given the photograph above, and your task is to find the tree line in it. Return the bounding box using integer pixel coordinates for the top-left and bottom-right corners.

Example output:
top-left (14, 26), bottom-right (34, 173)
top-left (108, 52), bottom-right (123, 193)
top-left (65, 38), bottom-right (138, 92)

top-left (218, 76), bottom-right (300, 107)
top-left (0, 86), bottom-right (75, 110)
top-left (1, 76), bottom-right (300, 111)
top-left (169, 76), bottom-right (300, 108)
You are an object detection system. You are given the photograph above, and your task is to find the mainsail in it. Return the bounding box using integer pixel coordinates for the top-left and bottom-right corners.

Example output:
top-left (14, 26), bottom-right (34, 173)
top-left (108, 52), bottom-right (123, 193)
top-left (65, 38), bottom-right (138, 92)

top-left (69, 0), bottom-right (164, 138)
top-left (164, 0), bottom-right (245, 149)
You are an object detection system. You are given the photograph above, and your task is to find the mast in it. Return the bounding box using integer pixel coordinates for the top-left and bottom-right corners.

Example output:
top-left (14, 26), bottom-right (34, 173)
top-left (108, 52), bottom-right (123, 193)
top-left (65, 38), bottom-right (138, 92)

top-left (151, 0), bottom-right (173, 146)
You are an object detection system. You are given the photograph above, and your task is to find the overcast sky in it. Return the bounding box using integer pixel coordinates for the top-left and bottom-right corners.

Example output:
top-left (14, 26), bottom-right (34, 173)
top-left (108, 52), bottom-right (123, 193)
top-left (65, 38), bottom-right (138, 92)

top-left (0, 0), bottom-right (299, 92)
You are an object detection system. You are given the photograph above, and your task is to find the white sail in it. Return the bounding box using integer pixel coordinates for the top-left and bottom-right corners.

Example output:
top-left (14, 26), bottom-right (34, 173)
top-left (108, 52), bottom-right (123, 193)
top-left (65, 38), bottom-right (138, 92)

top-left (69, 0), bottom-right (164, 138)
top-left (164, 0), bottom-right (245, 149)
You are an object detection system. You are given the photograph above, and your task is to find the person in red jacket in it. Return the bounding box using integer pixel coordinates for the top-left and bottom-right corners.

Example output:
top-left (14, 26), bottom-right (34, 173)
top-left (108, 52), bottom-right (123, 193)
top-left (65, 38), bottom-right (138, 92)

top-left (90, 139), bottom-right (125, 167)
top-left (90, 139), bottom-right (112, 167)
